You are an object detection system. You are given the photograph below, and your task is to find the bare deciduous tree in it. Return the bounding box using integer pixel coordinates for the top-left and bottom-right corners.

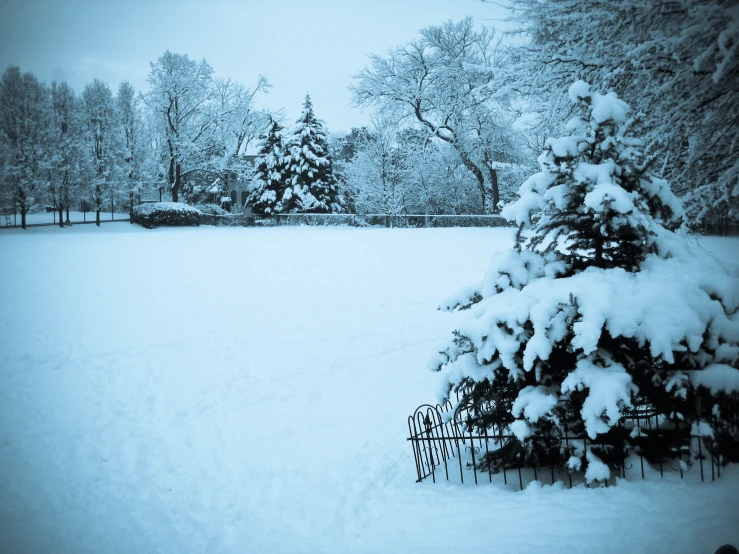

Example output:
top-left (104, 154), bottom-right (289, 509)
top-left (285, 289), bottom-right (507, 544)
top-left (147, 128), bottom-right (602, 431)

top-left (351, 18), bottom-right (518, 213)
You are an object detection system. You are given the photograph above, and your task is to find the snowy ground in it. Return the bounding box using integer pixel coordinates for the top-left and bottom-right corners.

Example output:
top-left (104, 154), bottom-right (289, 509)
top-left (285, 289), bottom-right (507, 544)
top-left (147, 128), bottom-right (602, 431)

top-left (1, 225), bottom-right (738, 554)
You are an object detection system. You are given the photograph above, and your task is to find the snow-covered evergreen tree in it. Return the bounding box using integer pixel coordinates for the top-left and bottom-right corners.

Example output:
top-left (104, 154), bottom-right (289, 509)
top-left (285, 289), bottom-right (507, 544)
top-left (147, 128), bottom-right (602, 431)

top-left (433, 82), bottom-right (739, 482)
top-left (505, 0), bottom-right (738, 227)
top-left (283, 95), bottom-right (341, 213)
top-left (247, 117), bottom-right (287, 215)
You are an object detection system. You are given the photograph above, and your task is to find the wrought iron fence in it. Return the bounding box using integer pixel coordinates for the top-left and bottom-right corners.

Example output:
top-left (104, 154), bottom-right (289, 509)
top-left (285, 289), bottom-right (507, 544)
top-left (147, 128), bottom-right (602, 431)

top-left (408, 392), bottom-right (738, 489)
top-left (692, 220), bottom-right (739, 236)
top-left (198, 213), bottom-right (514, 228)
top-left (263, 213), bottom-right (364, 226)
top-left (360, 214), bottom-right (512, 228)
top-left (0, 211), bottom-right (130, 228)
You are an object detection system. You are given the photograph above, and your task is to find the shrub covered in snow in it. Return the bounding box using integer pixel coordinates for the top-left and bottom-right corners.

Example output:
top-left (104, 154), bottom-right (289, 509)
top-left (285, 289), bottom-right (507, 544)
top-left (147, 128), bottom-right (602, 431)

top-left (433, 82), bottom-right (739, 483)
top-left (193, 202), bottom-right (232, 216)
top-left (193, 203), bottom-right (230, 217)
top-left (132, 202), bottom-right (201, 229)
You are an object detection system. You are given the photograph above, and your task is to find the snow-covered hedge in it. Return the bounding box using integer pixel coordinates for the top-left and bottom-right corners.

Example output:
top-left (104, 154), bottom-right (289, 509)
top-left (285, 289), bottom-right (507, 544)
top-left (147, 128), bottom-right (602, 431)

top-left (193, 203), bottom-right (230, 216)
top-left (200, 214), bottom-right (245, 227)
top-left (132, 202), bottom-right (201, 229)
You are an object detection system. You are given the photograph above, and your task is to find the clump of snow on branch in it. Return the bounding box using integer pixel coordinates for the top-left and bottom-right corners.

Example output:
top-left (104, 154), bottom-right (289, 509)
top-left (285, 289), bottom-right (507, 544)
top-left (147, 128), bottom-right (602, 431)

top-left (690, 364), bottom-right (739, 395)
top-left (584, 450), bottom-right (610, 483)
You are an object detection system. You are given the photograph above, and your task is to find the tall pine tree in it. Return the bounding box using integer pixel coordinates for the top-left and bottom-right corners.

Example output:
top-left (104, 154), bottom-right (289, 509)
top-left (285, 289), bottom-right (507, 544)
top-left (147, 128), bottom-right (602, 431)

top-left (283, 95), bottom-right (341, 213)
top-left (248, 117), bottom-right (287, 215)
top-left (434, 82), bottom-right (739, 482)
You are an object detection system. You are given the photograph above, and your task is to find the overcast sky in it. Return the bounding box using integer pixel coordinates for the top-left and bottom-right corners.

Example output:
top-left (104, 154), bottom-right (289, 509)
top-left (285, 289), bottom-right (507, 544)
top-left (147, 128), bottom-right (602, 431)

top-left (0, 0), bottom-right (509, 133)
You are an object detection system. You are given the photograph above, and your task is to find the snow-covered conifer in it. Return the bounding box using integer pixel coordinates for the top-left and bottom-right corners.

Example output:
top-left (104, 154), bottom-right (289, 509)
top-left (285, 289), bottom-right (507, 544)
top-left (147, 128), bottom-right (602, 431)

top-left (507, 0), bottom-right (739, 226)
top-left (283, 95), bottom-right (341, 213)
top-left (247, 118), bottom-right (287, 215)
top-left (433, 82), bottom-right (739, 482)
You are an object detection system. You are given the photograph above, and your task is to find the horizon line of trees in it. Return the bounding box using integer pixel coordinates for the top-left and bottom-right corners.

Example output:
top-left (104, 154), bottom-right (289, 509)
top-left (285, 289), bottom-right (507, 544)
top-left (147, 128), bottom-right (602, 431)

top-left (0, 51), bottom-right (276, 228)
top-left (2, 1), bottom-right (736, 230)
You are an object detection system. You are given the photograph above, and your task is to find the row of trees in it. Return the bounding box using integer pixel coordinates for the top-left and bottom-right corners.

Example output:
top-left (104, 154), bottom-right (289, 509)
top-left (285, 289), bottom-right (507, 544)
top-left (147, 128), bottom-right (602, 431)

top-left (2, 1), bottom-right (735, 227)
top-left (0, 69), bottom-right (124, 228)
top-left (345, 1), bottom-right (737, 223)
top-left (0, 51), bottom-right (270, 228)
top-left (0, 18), bottom-right (531, 227)
top-left (248, 96), bottom-right (342, 215)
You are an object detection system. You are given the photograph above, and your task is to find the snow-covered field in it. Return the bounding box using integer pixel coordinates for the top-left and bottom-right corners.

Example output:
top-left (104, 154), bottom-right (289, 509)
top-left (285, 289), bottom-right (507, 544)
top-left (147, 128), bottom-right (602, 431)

top-left (1, 225), bottom-right (738, 554)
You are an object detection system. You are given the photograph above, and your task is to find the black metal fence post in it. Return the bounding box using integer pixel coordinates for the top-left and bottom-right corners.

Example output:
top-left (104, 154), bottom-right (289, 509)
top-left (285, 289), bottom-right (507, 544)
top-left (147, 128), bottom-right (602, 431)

top-left (424, 413), bottom-right (436, 483)
top-left (484, 427), bottom-right (492, 483)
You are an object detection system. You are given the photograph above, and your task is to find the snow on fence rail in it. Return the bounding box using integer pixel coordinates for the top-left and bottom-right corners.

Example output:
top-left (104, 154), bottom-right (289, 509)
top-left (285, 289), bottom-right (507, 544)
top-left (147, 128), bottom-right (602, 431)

top-left (360, 214), bottom-right (512, 228)
top-left (256, 213), bottom-right (362, 227)
top-left (201, 212), bottom-right (734, 232)
top-left (0, 211), bottom-right (130, 228)
top-left (201, 213), bottom-right (513, 228)
top-left (408, 392), bottom-right (739, 490)
top-left (2, 211), bottom-right (512, 229)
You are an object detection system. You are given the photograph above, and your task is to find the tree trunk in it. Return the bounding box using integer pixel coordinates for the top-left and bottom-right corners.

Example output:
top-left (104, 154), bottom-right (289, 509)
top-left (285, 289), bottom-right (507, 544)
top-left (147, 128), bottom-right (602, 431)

top-left (483, 150), bottom-right (500, 213)
top-left (129, 192), bottom-right (134, 223)
top-left (595, 237), bottom-right (604, 268)
top-left (457, 149), bottom-right (487, 214)
top-left (410, 107), bottom-right (491, 215)
top-left (172, 161), bottom-right (182, 202)
top-left (63, 174), bottom-right (71, 223)
top-left (58, 205), bottom-right (64, 228)
top-left (17, 188), bottom-right (27, 229)
top-left (95, 183), bottom-right (102, 226)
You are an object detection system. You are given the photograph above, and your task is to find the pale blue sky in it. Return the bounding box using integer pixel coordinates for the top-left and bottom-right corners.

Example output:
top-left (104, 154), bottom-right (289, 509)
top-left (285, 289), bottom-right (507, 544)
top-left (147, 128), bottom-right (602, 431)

top-left (0, 0), bottom-right (509, 132)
